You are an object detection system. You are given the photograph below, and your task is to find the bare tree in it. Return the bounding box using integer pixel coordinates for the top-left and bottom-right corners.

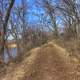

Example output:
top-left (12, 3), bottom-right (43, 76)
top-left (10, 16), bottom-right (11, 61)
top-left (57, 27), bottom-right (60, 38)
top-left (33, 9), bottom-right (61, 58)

top-left (36, 0), bottom-right (59, 38)
top-left (0, 0), bottom-right (15, 61)
top-left (56, 0), bottom-right (80, 39)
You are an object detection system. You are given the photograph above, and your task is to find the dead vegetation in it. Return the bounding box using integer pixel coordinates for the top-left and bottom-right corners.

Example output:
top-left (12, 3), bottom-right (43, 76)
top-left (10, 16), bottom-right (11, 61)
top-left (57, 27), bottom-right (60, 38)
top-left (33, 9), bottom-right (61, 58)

top-left (53, 39), bottom-right (80, 62)
top-left (0, 41), bottom-right (80, 80)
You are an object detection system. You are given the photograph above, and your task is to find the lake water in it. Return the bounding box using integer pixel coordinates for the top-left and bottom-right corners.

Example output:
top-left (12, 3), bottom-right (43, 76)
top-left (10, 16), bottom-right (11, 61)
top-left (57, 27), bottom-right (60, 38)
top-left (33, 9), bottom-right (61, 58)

top-left (4, 48), bottom-right (17, 63)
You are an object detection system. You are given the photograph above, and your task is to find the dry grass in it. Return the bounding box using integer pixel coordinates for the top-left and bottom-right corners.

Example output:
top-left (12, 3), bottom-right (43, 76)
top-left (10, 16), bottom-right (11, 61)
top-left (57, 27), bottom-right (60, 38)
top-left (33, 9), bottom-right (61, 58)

top-left (0, 47), bottom-right (40, 80)
top-left (53, 39), bottom-right (80, 62)
top-left (0, 41), bottom-right (80, 80)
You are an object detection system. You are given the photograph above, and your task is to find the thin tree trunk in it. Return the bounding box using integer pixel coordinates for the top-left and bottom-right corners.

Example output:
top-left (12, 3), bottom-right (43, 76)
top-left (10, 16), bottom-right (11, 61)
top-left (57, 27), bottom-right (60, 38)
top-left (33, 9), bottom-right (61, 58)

top-left (0, 0), bottom-right (15, 61)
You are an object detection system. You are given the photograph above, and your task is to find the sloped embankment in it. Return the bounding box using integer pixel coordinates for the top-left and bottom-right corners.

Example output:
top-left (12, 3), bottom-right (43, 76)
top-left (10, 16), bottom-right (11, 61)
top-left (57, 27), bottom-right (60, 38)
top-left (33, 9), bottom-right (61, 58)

top-left (0, 41), bottom-right (79, 80)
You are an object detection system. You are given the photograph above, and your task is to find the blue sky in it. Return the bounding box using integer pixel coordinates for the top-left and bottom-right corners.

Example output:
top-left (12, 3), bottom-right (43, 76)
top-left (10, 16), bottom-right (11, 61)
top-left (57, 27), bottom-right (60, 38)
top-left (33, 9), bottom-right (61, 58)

top-left (14, 0), bottom-right (61, 24)
top-left (13, 0), bottom-right (63, 28)
top-left (14, 0), bottom-right (45, 23)
top-left (15, 0), bottom-right (21, 6)
top-left (9, 0), bottom-right (42, 40)
top-left (8, 0), bottom-right (62, 40)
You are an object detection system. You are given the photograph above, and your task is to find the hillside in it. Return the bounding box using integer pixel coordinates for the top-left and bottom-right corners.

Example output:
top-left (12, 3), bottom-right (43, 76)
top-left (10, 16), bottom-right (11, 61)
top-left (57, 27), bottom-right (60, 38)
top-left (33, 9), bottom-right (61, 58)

top-left (0, 41), bottom-right (80, 80)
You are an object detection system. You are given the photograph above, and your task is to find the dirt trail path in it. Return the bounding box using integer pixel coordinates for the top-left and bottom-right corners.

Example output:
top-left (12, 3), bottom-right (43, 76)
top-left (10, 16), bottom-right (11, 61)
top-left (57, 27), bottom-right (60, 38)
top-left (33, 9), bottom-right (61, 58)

top-left (24, 42), bottom-right (78, 80)
top-left (1, 42), bottom-right (79, 80)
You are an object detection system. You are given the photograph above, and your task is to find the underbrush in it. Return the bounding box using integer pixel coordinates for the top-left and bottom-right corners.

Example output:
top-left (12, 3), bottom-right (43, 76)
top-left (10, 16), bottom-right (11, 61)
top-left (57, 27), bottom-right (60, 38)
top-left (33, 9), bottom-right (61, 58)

top-left (54, 39), bottom-right (80, 61)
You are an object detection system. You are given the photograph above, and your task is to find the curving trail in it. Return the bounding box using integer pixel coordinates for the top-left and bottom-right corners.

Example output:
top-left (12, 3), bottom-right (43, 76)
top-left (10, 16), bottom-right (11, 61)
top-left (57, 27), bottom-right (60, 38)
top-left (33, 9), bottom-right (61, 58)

top-left (0, 41), bottom-right (79, 80)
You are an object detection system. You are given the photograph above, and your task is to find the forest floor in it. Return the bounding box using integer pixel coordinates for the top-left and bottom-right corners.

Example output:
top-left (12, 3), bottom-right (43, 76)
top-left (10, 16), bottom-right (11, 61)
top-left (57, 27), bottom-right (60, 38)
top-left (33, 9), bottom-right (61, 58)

top-left (0, 41), bottom-right (80, 80)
